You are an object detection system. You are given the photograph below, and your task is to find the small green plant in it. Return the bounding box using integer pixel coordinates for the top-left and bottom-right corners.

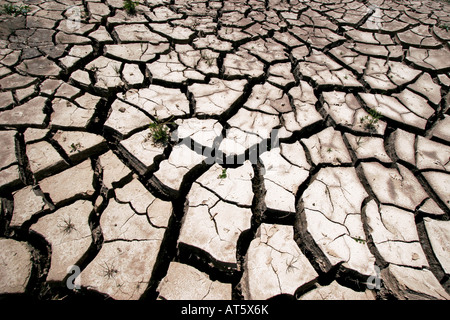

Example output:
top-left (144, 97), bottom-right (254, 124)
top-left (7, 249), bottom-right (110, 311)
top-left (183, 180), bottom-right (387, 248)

top-left (0, 3), bottom-right (30, 16)
top-left (439, 23), bottom-right (450, 32)
top-left (368, 108), bottom-right (382, 120)
top-left (355, 136), bottom-right (365, 151)
top-left (59, 217), bottom-right (76, 234)
top-left (123, 0), bottom-right (139, 15)
top-left (191, 18), bottom-right (199, 29)
top-left (70, 142), bottom-right (82, 153)
top-left (218, 168), bottom-right (227, 179)
top-left (285, 256), bottom-right (299, 273)
top-left (327, 147), bottom-right (333, 153)
top-left (201, 51), bottom-right (215, 67)
top-left (101, 261), bottom-right (118, 279)
top-left (352, 236), bottom-right (367, 244)
top-left (360, 108), bottom-right (382, 131)
top-left (148, 117), bottom-right (173, 146)
top-left (204, 56), bottom-right (215, 67)
top-left (112, 64), bottom-right (121, 75)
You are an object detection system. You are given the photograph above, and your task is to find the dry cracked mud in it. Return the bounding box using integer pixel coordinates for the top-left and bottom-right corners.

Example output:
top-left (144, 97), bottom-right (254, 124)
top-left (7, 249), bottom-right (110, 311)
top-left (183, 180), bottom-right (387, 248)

top-left (0, 0), bottom-right (449, 301)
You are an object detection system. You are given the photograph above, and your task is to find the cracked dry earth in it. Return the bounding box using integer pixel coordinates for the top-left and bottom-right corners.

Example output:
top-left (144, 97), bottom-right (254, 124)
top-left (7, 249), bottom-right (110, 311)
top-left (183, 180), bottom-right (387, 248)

top-left (0, 0), bottom-right (450, 301)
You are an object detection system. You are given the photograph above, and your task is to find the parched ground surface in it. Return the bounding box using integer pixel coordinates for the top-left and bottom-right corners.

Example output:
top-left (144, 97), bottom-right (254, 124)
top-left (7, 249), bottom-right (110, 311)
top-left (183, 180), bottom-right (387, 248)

top-left (0, 0), bottom-right (449, 300)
